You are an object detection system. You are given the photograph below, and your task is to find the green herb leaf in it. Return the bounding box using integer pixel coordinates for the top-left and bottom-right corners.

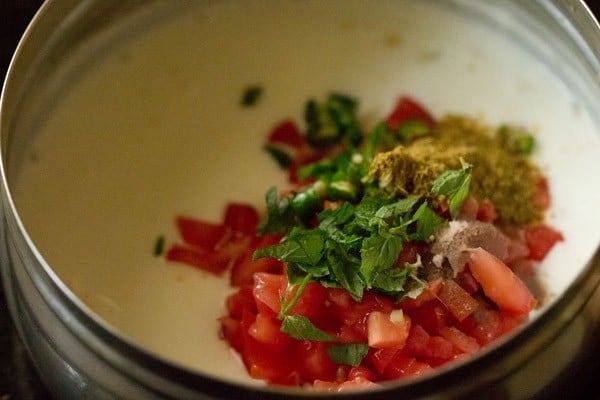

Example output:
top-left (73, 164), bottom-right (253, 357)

top-left (326, 343), bottom-right (369, 367)
top-left (257, 187), bottom-right (295, 235)
top-left (240, 85), bottom-right (263, 107)
top-left (412, 202), bottom-right (446, 241)
top-left (153, 235), bottom-right (165, 257)
top-left (360, 234), bottom-right (402, 285)
top-left (254, 229), bottom-right (324, 265)
top-left (264, 145), bottom-right (292, 169)
top-left (431, 159), bottom-right (472, 218)
top-left (326, 243), bottom-right (365, 301)
top-left (281, 315), bottom-right (337, 342)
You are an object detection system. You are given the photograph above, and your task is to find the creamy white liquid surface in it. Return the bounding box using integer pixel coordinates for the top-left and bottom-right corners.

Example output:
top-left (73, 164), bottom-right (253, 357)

top-left (10, 0), bottom-right (600, 385)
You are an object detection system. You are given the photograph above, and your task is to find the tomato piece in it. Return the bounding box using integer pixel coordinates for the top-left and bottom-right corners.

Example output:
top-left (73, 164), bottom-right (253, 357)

top-left (297, 340), bottom-right (338, 383)
top-left (524, 224), bottom-right (564, 261)
top-left (438, 326), bottom-right (480, 355)
top-left (458, 299), bottom-right (502, 346)
top-left (455, 271), bottom-right (479, 294)
top-left (404, 324), bottom-right (430, 355)
top-left (223, 203), bottom-right (260, 237)
top-left (165, 244), bottom-right (230, 275)
top-left (175, 216), bottom-right (227, 249)
top-left (467, 248), bottom-right (536, 315)
top-left (286, 282), bottom-right (328, 320)
top-left (248, 313), bottom-right (291, 348)
top-left (397, 278), bottom-right (442, 310)
top-left (383, 352), bottom-right (433, 380)
top-left (219, 316), bottom-right (243, 353)
top-left (252, 272), bottom-right (286, 316)
top-left (230, 235), bottom-right (284, 287)
top-left (268, 119), bottom-right (304, 149)
top-left (395, 242), bottom-right (420, 266)
top-left (225, 284), bottom-right (257, 319)
top-left (460, 196), bottom-right (479, 220)
top-left (238, 311), bottom-right (296, 384)
top-left (367, 310), bottom-right (411, 349)
top-left (534, 177), bottom-right (551, 210)
top-left (404, 300), bottom-right (449, 333)
top-left (385, 96), bottom-right (435, 130)
top-left (476, 199), bottom-right (497, 222)
top-left (369, 347), bottom-right (399, 374)
top-left (437, 279), bottom-right (479, 322)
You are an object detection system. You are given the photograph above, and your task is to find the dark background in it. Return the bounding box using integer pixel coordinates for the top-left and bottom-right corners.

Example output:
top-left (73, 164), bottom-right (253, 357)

top-left (1, 1), bottom-right (600, 399)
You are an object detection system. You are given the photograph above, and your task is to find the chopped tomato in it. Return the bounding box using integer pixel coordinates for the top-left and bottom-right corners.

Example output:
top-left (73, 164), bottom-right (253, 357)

top-left (369, 348), bottom-right (399, 374)
top-left (165, 244), bottom-right (230, 275)
top-left (248, 313), bottom-right (291, 348)
top-left (438, 326), bottom-right (480, 355)
top-left (534, 177), bottom-right (551, 210)
top-left (238, 311), bottom-right (296, 384)
top-left (252, 272), bottom-right (286, 316)
top-left (437, 279), bottom-right (479, 322)
top-left (175, 216), bottom-right (227, 249)
top-left (476, 200), bottom-right (497, 222)
top-left (467, 248), bottom-right (536, 315)
top-left (367, 310), bottom-right (411, 349)
top-left (223, 203), bottom-right (260, 236)
top-left (524, 224), bottom-right (564, 261)
top-left (297, 341), bottom-right (338, 383)
top-left (230, 234), bottom-right (283, 287)
top-left (397, 278), bottom-right (442, 310)
top-left (383, 353), bottom-right (432, 380)
top-left (268, 119), bottom-right (304, 149)
top-left (404, 300), bottom-right (450, 333)
top-left (225, 284), bottom-right (257, 319)
top-left (385, 96), bottom-right (436, 130)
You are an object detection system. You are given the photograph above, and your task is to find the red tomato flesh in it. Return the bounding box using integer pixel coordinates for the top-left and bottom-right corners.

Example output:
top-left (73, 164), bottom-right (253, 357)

top-left (467, 247), bottom-right (536, 315)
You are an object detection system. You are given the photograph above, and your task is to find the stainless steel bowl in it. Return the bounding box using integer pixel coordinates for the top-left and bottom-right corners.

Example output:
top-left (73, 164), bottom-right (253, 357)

top-left (1, 1), bottom-right (599, 399)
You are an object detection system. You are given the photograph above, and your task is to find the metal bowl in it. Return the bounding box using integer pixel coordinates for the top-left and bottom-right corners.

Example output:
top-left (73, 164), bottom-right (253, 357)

top-left (1, 1), bottom-right (599, 399)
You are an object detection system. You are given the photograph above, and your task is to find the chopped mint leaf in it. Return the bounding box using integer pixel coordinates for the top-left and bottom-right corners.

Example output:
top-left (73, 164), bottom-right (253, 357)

top-left (360, 234), bottom-right (403, 286)
top-left (281, 314), bottom-right (337, 342)
top-left (254, 228), bottom-right (324, 265)
top-left (431, 159), bottom-right (472, 218)
top-left (153, 235), bottom-right (165, 257)
top-left (240, 85), bottom-right (263, 107)
top-left (326, 343), bottom-right (369, 367)
top-left (264, 145), bottom-right (292, 169)
top-left (412, 202), bottom-right (446, 241)
top-left (257, 187), bottom-right (295, 235)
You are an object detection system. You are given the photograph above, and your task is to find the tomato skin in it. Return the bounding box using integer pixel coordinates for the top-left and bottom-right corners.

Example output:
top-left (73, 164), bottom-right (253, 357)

top-left (296, 340), bottom-right (339, 383)
top-left (252, 272), bottom-right (286, 316)
top-left (225, 284), bottom-right (257, 319)
top-left (437, 279), bottom-right (479, 322)
top-left (175, 216), bottom-right (227, 249)
top-left (268, 119), bottom-right (304, 149)
top-left (438, 326), bottom-right (480, 355)
top-left (238, 311), bottom-right (297, 384)
top-left (223, 203), bottom-right (260, 236)
top-left (165, 245), bottom-right (230, 275)
top-left (230, 234), bottom-right (284, 287)
top-left (476, 200), bottom-right (497, 222)
top-left (369, 348), bottom-right (399, 374)
top-left (385, 96), bottom-right (436, 130)
top-left (524, 224), bottom-right (564, 261)
top-left (249, 314), bottom-right (291, 348)
top-left (467, 247), bottom-right (536, 315)
top-left (534, 177), bottom-right (551, 210)
top-left (383, 353), bottom-right (432, 380)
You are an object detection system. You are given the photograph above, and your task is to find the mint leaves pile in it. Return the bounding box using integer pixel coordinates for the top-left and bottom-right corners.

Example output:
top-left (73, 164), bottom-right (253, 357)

top-left (254, 94), bottom-right (472, 340)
